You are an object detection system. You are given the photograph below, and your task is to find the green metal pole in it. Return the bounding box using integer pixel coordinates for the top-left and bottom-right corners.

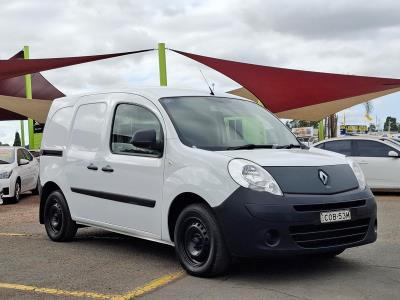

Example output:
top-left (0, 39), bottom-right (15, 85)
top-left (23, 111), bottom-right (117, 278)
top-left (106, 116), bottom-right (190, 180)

top-left (158, 43), bottom-right (167, 86)
top-left (318, 120), bottom-right (325, 141)
top-left (19, 120), bottom-right (25, 147)
top-left (23, 46), bottom-right (34, 149)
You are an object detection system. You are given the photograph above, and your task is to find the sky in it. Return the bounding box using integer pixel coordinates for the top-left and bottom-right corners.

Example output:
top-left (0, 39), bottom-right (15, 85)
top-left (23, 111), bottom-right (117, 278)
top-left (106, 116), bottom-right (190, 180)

top-left (1, 0), bottom-right (400, 144)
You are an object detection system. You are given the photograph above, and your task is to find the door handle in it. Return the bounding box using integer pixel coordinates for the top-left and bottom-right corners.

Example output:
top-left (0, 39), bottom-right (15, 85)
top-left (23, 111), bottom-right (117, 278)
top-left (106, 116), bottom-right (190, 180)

top-left (101, 165), bottom-right (114, 173)
top-left (359, 161), bottom-right (368, 164)
top-left (87, 163), bottom-right (98, 171)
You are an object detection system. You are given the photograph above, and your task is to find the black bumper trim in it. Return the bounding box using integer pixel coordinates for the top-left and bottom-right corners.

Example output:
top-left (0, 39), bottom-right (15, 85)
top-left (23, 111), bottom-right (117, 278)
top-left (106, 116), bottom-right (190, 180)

top-left (71, 187), bottom-right (156, 208)
top-left (213, 187), bottom-right (377, 257)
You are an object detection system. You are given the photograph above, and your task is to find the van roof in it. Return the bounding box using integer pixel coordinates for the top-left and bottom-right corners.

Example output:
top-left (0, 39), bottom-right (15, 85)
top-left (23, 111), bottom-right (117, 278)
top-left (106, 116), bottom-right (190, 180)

top-left (52, 87), bottom-right (247, 108)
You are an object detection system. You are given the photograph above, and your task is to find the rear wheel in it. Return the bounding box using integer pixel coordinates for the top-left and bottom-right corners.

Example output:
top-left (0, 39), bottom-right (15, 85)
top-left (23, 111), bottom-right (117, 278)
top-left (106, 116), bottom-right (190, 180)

top-left (44, 190), bottom-right (77, 242)
top-left (174, 203), bottom-right (231, 277)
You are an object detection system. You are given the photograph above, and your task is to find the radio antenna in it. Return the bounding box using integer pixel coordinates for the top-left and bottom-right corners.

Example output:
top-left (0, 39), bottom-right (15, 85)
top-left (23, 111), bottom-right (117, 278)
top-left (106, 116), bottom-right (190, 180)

top-left (199, 69), bottom-right (215, 95)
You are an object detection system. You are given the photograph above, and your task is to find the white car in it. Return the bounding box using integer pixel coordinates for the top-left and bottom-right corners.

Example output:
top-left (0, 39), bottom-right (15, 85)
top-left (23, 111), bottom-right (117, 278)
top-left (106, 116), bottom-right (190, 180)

top-left (0, 146), bottom-right (40, 204)
top-left (39, 88), bottom-right (377, 277)
top-left (313, 136), bottom-right (400, 191)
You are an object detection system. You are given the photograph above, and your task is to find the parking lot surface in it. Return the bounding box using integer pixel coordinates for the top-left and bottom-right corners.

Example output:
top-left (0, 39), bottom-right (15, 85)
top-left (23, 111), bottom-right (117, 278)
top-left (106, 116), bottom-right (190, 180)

top-left (0, 193), bottom-right (399, 299)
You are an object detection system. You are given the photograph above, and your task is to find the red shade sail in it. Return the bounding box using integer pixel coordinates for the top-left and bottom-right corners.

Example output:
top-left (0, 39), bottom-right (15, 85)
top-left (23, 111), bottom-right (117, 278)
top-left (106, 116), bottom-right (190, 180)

top-left (172, 50), bottom-right (400, 120)
top-left (0, 48), bottom-right (153, 121)
top-left (0, 49), bottom-right (154, 81)
top-left (0, 51), bottom-right (64, 120)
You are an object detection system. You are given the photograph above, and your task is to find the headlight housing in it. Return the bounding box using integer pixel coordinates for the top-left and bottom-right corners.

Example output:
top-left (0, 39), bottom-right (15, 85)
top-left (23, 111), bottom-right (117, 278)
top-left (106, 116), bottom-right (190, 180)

top-left (346, 158), bottom-right (366, 190)
top-left (0, 170), bottom-right (12, 179)
top-left (228, 159), bottom-right (283, 196)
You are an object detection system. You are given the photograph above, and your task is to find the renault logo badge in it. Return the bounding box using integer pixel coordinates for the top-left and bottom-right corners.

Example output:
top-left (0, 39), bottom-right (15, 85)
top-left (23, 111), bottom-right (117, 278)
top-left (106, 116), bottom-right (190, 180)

top-left (318, 170), bottom-right (329, 185)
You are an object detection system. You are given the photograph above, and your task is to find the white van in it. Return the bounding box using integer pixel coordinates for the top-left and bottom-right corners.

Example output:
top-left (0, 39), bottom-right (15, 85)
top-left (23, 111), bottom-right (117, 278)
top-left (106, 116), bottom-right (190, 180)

top-left (39, 88), bottom-right (377, 277)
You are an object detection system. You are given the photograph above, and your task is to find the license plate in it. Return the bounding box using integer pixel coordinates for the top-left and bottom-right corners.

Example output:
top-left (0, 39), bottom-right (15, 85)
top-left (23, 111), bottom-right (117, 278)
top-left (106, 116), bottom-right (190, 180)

top-left (320, 209), bottom-right (351, 224)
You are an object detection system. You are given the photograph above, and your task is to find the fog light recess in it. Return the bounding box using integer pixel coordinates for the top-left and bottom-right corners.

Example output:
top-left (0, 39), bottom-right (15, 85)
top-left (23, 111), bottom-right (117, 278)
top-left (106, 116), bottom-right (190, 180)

top-left (265, 229), bottom-right (280, 247)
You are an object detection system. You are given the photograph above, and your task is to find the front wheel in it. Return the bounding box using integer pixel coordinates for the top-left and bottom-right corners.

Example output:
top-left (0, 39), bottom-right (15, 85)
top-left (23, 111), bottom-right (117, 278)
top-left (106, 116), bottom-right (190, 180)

top-left (44, 190), bottom-right (77, 242)
top-left (9, 180), bottom-right (21, 204)
top-left (174, 203), bottom-right (231, 277)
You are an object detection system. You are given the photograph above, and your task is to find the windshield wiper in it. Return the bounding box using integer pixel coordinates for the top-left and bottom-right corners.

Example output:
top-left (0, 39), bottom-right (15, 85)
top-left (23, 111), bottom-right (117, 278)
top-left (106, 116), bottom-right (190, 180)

top-left (277, 143), bottom-right (306, 149)
top-left (0, 160), bottom-right (9, 164)
top-left (226, 144), bottom-right (275, 150)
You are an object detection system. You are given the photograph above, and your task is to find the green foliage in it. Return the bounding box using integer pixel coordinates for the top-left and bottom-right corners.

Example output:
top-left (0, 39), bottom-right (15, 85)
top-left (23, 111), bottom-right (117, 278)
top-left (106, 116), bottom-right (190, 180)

top-left (383, 116), bottom-right (399, 132)
top-left (285, 120), bottom-right (320, 129)
top-left (368, 124), bottom-right (377, 132)
top-left (13, 132), bottom-right (21, 147)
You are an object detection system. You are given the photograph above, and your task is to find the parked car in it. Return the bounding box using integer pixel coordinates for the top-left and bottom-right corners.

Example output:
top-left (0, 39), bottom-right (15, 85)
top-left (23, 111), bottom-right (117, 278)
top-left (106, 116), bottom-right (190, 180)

top-left (0, 146), bottom-right (39, 204)
top-left (39, 88), bottom-right (377, 277)
top-left (313, 136), bottom-right (400, 191)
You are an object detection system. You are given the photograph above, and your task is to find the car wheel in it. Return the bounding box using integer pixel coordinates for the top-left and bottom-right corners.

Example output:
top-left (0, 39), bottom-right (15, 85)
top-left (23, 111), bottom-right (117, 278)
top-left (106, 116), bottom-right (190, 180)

top-left (174, 203), bottom-right (231, 277)
top-left (44, 190), bottom-right (77, 242)
top-left (13, 180), bottom-right (21, 203)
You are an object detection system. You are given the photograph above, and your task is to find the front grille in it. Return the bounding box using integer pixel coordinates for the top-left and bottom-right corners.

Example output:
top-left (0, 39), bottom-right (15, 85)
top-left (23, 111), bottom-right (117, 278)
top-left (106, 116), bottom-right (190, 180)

top-left (290, 218), bottom-right (370, 248)
top-left (294, 200), bottom-right (366, 212)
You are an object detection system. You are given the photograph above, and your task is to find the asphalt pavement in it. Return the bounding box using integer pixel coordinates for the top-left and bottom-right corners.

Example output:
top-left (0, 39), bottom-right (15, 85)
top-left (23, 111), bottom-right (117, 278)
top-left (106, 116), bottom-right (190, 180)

top-left (0, 193), bottom-right (399, 300)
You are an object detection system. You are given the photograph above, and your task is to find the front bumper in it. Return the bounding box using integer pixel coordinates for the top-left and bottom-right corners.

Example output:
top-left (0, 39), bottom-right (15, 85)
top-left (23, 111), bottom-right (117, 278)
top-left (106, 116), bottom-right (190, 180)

top-left (0, 179), bottom-right (11, 199)
top-left (213, 187), bottom-right (377, 257)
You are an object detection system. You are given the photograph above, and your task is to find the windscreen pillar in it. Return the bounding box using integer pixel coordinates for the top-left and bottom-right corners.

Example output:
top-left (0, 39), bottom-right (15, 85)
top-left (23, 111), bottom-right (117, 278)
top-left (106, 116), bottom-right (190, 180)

top-left (158, 43), bottom-right (167, 86)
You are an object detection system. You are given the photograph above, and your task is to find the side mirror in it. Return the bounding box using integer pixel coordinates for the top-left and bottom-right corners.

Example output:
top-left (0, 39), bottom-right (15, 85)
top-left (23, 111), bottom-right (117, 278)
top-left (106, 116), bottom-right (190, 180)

top-left (388, 150), bottom-right (399, 158)
top-left (19, 158), bottom-right (29, 166)
top-left (131, 129), bottom-right (159, 150)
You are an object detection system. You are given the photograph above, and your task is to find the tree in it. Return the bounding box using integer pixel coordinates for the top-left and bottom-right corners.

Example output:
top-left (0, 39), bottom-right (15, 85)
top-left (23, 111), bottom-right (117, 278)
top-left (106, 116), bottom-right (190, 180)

top-left (369, 124), bottom-right (377, 132)
top-left (383, 116), bottom-right (399, 132)
top-left (13, 132), bottom-right (21, 146)
top-left (285, 120), bottom-right (320, 129)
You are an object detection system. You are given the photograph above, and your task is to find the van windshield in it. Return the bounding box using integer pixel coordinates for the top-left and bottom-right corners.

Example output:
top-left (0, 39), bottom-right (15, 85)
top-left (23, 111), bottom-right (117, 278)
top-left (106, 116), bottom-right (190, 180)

top-left (160, 97), bottom-right (300, 151)
top-left (0, 148), bottom-right (15, 164)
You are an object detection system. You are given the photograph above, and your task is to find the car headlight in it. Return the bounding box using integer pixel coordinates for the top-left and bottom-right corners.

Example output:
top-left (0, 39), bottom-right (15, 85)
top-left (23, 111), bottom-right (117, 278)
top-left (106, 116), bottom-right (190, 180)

top-left (228, 159), bottom-right (283, 195)
top-left (346, 158), bottom-right (366, 190)
top-left (0, 170), bottom-right (12, 179)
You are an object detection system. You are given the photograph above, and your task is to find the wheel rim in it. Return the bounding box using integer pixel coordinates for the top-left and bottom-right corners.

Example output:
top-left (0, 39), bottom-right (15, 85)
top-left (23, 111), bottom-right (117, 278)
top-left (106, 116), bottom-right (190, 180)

top-left (47, 200), bottom-right (63, 233)
top-left (181, 217), bottom-right (211, 267)
top-left (15, 183), bottom-right (20, 200)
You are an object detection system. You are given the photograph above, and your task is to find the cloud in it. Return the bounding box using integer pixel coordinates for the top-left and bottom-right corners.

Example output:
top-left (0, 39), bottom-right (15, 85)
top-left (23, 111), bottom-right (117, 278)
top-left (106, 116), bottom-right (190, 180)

top-left (0, 0), bottom-right (399, 134)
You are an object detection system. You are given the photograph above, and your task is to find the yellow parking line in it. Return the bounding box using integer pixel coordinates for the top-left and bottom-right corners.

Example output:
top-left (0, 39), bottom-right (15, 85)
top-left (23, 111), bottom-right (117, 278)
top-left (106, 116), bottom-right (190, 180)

top-left (113, 271), bottom-right (185, 300)
top-left (0, 283), bottom-right (116, 299)
top-left (0, 271), bottom-right (185, 299)
top-left (0, 233), bottom-right (30, 237)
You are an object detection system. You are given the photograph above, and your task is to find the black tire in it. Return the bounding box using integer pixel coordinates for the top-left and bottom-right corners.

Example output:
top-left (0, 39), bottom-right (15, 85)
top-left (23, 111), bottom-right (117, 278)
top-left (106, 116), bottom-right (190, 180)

top-left (12, 179), bottom-right (21, 203)
top-left (174, 203), bottom-right (231, 277)
top-left (44, 190), bottom-right (77, 242)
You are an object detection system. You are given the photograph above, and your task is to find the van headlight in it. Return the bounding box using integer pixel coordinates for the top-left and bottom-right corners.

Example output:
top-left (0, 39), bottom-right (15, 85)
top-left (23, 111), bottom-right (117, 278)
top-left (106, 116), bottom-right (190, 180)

top-left (228, 159), bottom-right (283, 196)
top-left (346, 158), bottom-right (366, 190)
top-left (0, 170), bottom-right (12, 179)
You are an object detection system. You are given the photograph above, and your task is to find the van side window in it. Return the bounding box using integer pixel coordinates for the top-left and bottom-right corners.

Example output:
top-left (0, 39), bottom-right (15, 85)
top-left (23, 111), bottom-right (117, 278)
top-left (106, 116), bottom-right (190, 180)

top-left (43, 106), bottom-right (74, 148)
top-left (111, 104), bottom-right (163, 157)
top-left (70, 103), bottom-right (107, 153)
